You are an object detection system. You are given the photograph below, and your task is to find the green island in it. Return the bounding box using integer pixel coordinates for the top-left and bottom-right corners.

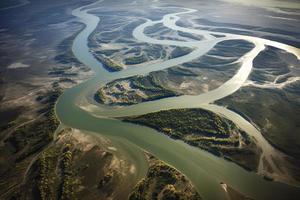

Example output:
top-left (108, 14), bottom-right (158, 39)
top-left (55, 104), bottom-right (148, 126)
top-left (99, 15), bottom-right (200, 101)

top-left (94, 54), bottom-right (123, 71)
top-left (129, 154), bottom-right (202, 200)
top-left (123, 108), bottom-right (261, 171)
top-left (95, 74), bottom-right (178, 105)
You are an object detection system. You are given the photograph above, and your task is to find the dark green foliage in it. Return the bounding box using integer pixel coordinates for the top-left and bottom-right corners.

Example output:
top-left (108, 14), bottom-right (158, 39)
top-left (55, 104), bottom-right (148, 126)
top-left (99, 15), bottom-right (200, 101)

top-left (95, 73), bottom-right (178, 106)
top-left (59, 145), bottom-right (77, 200)
top-left (129, 159), bottom-right (202, 200)
top-left (124, 108), bottom-right (233, 138)
top-left (36, 148), bottom-right (60, 200)
top-left (95, 55), bottom-right (123, 71)
top-left (124, 108), bottom-right (260, 171)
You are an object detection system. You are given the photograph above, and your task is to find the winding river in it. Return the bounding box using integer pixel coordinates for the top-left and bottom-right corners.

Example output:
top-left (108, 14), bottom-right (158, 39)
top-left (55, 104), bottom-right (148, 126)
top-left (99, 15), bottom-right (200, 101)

top-left (56, 1), bottom-right (300, 199)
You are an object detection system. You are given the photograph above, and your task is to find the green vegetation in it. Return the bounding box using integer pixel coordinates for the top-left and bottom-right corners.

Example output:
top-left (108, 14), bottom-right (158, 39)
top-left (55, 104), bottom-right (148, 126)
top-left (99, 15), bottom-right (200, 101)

top-left (0, 89), bottom-right (61, 199)
top-left (31, 132), bottom-right (117, 200)
top-left (36, 148), bottom-right (60, 200)
top-left (95, 55), bottom-right (123, 71)
top-left (25, 128), bottom-right (138, 200)
top-left (124, 108), bottom-right (236, 139)
top-left (130, 74), bottom-right (174, 95)
top-left (129, 155), bottom-right (202, 200)
top-left (32, 132), bottom-right (82, 200)
top-left (123, 108), bottom-right (261, 171)
top-left (60, 144), bottom-right (77, 200)
top-left (124, 53), bottom-right (148, 65)
top-left (33, 141), bottom-right (80, 200)
top-left (95, 73), bottom-right (178, 105)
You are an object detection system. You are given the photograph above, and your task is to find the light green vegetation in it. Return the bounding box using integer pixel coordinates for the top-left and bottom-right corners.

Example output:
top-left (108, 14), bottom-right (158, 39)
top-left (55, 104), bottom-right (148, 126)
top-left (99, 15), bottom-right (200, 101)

top-left (36, 148), bottom-right (60, 200)
top-left (129, 154), bottom-right (202, 200)
top-left (19, 128), bottom-right (137, 200)
top-left (60, 144), bottom-right (77, 200)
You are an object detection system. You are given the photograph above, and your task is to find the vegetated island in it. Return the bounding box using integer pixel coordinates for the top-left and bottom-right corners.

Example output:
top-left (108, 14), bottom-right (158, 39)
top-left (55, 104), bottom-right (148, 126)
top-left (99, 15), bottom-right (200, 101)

top-left (129, 153), bottom-right (202, 200)
top-left (95, 74), bottom-right (179, 105)
top-left (122, 108), bottom-right (261, 171)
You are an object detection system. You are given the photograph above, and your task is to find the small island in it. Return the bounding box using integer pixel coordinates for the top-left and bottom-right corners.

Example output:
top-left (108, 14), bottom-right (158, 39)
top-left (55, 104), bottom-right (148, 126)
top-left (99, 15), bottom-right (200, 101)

top-left (129, 154), bottom-right (202, 200)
